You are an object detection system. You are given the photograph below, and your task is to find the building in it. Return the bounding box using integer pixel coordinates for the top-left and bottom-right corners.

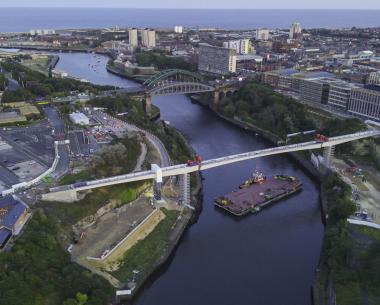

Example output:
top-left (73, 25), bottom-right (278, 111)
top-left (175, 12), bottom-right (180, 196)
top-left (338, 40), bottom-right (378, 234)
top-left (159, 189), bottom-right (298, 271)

top-left (128, 28), bottom-right (138, 47)
top-left (348, 88), bottom-right (380, 121)
top-left (256, 28), bottom-right (270, 41)
top-left (236, 54), bottom-right (263, 70)
top-left (299, 78), bottom-right (331, 105)
top-left (0, 195), bottom-right (30, 249)
top-left (141, 29), bottom-right (156, 48)
top-left (69, 112), bottom-right (90, 125)
top-left (174, 25), bottom-right (183, 33)
top-left (198, 43), bottom-right (236, 75)
top-left (368, 71), bottom-right (380, 85)
top-left (29, 29), bottom-right (55, 36)
top-left (223, 39), bottom-right (251, 55)
top-left (327, 81), bottom-right (359, 110)
top-left (289, 22), bottom-right (302, 39)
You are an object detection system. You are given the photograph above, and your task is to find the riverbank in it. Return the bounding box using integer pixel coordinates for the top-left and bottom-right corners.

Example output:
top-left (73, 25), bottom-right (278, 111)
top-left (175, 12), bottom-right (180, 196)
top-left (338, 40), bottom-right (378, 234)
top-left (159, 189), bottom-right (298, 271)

top-left (192, 90), bottom-right (380, 305)
top-left (106, 64), bottom-right (150, 84)
top-left (118, 118), bottom-right (203, 301)
top-left (191, 96), bottom-right (334, 305)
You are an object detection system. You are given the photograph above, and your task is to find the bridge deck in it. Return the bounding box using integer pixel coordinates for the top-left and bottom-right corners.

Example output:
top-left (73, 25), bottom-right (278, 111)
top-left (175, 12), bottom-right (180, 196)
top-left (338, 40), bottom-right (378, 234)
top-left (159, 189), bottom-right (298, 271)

top-left (50, 130), bottom-right (380, 193)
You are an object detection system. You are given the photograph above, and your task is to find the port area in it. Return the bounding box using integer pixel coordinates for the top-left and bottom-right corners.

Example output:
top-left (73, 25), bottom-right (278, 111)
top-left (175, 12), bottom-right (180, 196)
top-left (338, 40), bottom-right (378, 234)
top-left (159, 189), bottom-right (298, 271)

top-left (215, 175), bottom-right (303, 216)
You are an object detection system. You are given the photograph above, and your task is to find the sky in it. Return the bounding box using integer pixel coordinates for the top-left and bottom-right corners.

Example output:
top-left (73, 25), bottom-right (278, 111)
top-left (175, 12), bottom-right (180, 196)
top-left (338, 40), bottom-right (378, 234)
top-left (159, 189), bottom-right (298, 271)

top-left (1, 0), bottom-right (380, 9)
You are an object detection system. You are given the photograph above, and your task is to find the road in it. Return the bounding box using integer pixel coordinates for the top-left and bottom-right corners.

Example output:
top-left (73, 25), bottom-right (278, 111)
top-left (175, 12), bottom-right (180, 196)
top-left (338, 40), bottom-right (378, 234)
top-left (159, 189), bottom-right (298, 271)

top-left (91, 110), bottom-right (171, 167)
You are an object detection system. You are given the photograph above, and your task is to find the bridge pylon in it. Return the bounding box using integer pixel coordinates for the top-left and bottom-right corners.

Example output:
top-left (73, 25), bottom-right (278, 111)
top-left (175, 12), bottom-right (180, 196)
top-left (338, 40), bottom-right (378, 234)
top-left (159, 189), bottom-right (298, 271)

top-left (144, 94), bottom-right (152, 114)
top-left (212, 89), bottom-right (220, 110)
top-left (323, 145), bottom-right (335, 168)
top-left (180, 173), bottom-right (191, 206)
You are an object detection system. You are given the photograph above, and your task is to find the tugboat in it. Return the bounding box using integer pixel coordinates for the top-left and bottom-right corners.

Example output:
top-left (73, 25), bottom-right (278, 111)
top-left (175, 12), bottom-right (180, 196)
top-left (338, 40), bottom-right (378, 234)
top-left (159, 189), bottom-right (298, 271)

top-left (239, 168), bottom-right (266, 189)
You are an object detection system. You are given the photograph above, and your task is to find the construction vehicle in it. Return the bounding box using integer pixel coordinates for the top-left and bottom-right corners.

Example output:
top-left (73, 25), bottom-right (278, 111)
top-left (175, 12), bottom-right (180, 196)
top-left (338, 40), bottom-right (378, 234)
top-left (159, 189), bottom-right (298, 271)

top-left (315, 134), bottom-right (329, 143)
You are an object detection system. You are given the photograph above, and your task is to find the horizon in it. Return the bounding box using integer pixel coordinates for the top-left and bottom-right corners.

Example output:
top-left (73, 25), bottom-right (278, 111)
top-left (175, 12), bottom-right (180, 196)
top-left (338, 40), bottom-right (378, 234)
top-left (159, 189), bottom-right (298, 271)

top-left (2, 7), bottom-right (380, 10)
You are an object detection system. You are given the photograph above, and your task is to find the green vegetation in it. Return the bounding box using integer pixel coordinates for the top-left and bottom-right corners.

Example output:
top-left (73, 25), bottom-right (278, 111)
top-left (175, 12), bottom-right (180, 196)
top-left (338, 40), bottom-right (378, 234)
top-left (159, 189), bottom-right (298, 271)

top-left (0, 59), bottom-right (113, 103)
top-left (40, 182), bottom-right (147, 227)
top-left (215, 82), bottom-right (367, 140)
top-left (0, 73), bottom-right (7, 91)
top-left (215, 81), bottom-right (380, 168)
top-left (136, 50), bottom-right (196, 71)
top-left (21, 55), bottom-right (52, 76)
top-left (0, 211), bottom-right (113, 305)
top-left (111, 208), bottom-right (180, 281)
top-left (88, 95), bottom-right (192, 164)
top-left (216, 82), bottom-right (315, 137)
top-left (313, 173), bottom-right (380, 305)
top-left (59, 135), bottom-right (142, 185)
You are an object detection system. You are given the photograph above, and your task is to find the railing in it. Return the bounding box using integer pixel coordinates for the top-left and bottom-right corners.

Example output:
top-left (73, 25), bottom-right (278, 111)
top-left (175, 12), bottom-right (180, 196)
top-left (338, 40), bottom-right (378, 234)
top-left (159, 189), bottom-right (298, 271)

top-left (51, 130), bottom-right (380, 193)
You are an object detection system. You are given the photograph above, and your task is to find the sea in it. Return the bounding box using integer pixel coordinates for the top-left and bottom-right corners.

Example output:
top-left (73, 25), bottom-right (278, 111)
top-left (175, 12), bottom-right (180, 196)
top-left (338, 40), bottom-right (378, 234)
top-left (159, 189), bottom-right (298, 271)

top-left (0, 8), bottom-right (379, 32)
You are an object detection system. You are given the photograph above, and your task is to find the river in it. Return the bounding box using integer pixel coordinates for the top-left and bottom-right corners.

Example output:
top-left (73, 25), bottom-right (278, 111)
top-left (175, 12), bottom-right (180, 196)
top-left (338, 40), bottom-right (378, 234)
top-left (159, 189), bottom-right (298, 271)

top-left (52, 52), bottom-right (324, 305)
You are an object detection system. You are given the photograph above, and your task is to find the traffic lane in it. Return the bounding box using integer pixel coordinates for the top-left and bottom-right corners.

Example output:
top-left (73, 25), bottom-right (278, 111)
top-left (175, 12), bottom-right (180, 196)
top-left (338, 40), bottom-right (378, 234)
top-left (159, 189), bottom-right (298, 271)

top-left (43, 106), bottom-right (65, 134)
top-left (0, 165), bottom-right (19, 187)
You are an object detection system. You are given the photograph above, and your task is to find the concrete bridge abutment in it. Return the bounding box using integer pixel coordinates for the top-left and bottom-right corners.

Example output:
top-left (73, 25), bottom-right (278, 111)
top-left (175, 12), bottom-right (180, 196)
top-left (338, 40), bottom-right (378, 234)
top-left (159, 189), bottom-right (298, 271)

top-left (41, 189), bottom-right (79, 203)
top-left (144, 94), bottom-right (152, 115)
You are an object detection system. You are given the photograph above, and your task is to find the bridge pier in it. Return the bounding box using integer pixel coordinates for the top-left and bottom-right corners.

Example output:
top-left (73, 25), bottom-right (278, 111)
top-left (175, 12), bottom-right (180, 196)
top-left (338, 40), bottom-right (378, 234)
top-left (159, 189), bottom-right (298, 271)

top-left (144, 94), bottom-right (152, 115)
top-left (323, 145), bottom-right (335, 168)
top-left (212, 90), bottom-right (220, 110)
top-left (180, 173), bottom-right (190, 206)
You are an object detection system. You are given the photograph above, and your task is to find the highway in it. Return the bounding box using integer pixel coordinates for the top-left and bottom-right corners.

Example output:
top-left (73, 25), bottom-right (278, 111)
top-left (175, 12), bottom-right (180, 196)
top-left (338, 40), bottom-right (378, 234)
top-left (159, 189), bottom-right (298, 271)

top-left (48, 129), bottom-right (380, 194)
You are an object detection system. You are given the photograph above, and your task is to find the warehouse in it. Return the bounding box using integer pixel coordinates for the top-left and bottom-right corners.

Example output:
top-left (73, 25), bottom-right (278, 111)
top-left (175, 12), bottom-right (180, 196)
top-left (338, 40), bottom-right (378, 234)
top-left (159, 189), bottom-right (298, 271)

top-left (69, 112), bottom-right (90, 125)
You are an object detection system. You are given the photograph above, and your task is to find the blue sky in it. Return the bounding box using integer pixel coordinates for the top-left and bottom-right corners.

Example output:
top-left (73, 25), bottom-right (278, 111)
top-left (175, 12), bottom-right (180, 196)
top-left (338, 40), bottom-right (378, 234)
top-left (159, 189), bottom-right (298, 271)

top-left (2, 0), bottom-right (380, 9)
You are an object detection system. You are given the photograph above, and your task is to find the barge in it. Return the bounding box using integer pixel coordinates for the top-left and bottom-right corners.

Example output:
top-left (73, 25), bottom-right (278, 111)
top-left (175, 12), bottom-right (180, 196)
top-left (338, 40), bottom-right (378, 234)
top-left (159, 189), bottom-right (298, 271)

top-left (215, 172), bottom-right (303, 217)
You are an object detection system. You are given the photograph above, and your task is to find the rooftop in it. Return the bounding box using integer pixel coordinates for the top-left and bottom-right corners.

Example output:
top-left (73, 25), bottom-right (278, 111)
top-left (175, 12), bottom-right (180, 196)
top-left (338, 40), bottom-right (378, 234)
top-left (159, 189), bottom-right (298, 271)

top-left (0, 196), bottom-right (28, 231)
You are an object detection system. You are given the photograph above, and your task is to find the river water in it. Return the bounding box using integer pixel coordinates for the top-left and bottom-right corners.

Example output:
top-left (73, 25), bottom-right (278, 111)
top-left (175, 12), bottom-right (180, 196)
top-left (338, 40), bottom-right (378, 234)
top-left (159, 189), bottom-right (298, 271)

top-left (52, 52), bottom-right (324, 305)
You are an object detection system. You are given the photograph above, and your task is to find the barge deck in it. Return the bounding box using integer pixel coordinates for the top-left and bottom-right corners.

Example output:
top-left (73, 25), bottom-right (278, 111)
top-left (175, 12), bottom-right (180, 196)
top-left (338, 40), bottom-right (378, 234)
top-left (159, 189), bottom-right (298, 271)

top-left (215, 175), bottom-right (303, 216)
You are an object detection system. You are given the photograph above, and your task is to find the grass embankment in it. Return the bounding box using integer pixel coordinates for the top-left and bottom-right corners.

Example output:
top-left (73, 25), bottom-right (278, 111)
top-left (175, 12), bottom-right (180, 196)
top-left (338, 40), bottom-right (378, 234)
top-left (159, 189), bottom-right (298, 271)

top-left (40, 181), bottom-right (147, 227)
top-left (0, 211), bottom-right (113, 305)
top-left (313, 173), bottom-right (380, 305)
top-left (334, 226), bottom-right (380, 305)
top-left (111, 208), bottom-right (180, 282)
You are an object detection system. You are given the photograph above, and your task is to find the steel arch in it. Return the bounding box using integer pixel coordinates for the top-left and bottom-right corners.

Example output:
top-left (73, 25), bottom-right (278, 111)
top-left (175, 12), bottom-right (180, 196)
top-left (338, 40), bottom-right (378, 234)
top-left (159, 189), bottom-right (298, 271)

top-left (143, 69), bottom-right (210, 93)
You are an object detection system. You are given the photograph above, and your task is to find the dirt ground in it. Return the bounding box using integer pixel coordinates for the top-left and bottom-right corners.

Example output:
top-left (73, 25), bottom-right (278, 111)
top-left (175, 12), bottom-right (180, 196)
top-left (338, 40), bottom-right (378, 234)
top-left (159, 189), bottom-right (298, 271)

top-left (71, 195), bottom-right (155, 262)
top-left (333, 157), bottom-right (380, 223)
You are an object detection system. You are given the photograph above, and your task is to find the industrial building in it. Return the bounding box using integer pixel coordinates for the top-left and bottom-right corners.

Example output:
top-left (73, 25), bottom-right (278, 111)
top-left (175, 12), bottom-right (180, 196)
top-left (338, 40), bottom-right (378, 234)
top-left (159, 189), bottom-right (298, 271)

top-left (348, 88), bottom-right (380, 121)
top-left (198, 43), bottom-right (236, 75)
top-left (0, 196), bottom-right (30, 249)
top-left (69, 112), bottom-right (90, 125)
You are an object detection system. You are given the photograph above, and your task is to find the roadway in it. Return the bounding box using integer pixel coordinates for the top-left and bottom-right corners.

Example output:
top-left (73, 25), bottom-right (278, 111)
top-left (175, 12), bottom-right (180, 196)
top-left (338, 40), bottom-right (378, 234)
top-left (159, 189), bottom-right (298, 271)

top-left (49, 129), bottom-right (380, 194)
top-left (91, 110), bottom-right (171, 167)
